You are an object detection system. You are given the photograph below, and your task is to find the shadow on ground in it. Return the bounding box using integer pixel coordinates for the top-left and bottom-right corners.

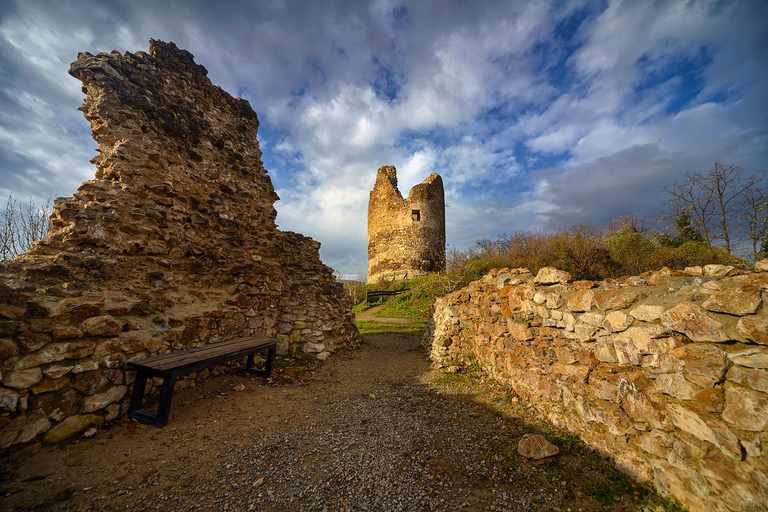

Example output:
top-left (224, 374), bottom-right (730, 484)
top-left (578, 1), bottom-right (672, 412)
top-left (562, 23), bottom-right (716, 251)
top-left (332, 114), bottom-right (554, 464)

top-left (0, 331), bottom-right (681, 511)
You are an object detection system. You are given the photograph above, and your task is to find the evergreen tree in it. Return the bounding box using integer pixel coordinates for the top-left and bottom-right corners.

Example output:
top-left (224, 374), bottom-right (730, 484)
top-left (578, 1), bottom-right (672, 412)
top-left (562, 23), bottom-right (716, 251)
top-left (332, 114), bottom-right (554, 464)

top-left (674, 211), bottom-right (705, 245)
top-left (759, 238), bottom-right (768, 260)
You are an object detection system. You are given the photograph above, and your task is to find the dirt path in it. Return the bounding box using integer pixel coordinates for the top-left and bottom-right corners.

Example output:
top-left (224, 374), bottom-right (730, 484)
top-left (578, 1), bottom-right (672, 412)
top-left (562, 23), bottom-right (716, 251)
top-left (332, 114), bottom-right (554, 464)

top-left (354, 305), bottom-right (412, 324)
top-left (1, 333), bottom-right (668, 511)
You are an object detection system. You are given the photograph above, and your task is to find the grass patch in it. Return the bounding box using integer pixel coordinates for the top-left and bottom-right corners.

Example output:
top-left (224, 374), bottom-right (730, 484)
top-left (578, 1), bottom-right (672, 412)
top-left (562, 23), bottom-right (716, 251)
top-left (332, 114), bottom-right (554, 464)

top-left (355, 320), bottom-right (426, 336)
top-left (351, 302), bottom-right (376, 315)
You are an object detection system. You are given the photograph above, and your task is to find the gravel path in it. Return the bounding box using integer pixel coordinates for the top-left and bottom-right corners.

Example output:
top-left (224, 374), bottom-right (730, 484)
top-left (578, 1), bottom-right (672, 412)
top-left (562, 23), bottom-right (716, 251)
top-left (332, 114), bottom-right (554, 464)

top-left (354, 306), bottom-right (412, 324)
top-left (1, 332), bottom-right (664, 511)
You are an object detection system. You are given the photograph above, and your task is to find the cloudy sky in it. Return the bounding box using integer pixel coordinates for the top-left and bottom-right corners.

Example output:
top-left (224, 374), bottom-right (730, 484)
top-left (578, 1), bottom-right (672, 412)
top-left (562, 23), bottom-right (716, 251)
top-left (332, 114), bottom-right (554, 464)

top-left (1, 0), bottom-right (767, 276)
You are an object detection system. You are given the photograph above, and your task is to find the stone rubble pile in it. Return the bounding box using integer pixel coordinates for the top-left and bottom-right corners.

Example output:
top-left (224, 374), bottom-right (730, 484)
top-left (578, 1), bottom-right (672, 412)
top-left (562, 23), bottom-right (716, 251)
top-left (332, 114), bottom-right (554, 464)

top-left (424, 261), bottom-right (768, 512)
top-left (0, 40), bottom-right (360, 453)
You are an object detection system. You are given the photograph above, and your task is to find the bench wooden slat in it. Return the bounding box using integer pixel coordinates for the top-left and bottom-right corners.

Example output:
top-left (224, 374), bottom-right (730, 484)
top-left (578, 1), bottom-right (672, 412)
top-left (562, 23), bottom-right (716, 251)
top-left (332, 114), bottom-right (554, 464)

top-left (127, 336), bottom-right (275, 371)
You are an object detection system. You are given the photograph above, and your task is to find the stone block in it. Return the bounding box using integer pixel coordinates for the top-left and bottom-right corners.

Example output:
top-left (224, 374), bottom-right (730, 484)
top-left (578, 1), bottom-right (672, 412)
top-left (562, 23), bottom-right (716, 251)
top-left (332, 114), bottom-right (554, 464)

top-left (303, 342), bottom-right (325, 354)
top-left (533, 267), bottom-right (570, 285)
top-left (662, 343), bottom-right (728, 381)
top-left (593, 338), bottom-right (617, 363)
top-left (81, 385), bottom-right (127, 413)
top-left (0, 387), bottom-right (19, 411)
top-left (756, 258), bottom-right (768, 272)
top-left (728, 348), bottom-right (768, 369)
top-left (660, 302), bottom-right (730, 342)
top-left (603, 311), bottom-right (633, 332)
top-left (567, 289), bottom-right (594, 312)
top-left (574, 323), bottom-right (597, 342)
top-left (629, 304), bottom-right (666, 322)
top-left (546, 293), bottom-right (562, 309)
top-left (0, 338), bottom-right (18, 358)
top-left (613, 325), bottom-right (676, 366)
top-left (14, 342), bottom-right (95, 369)
top-left (703, 264), bottom-right (735, 276)
top-left (589, 377), bottom-right (619, 402)
top-left (579, 312), bottom-right (605, 327)
top-left (30, 376), bottom-right (71, 395)
top-left (0, 320), bottom-right (24, 337)
top-left (633, 429), bottom-right (674, 458)
top-left (506, 320), bottom-right (533, 341)
top-left (73, 371), bottom-right (109, 395)
top-left (13, 413), bottom-right (51, 444)
top-left (655, 372), bottom-right (698, 400)
top-left (703, 283), bottom-right (762, 315)
top-left (737, 316), bottom-right (768, 345)
top-left (43, 414), bottom-right (104, 444)
top-left (552, 362), bottom-right (589, 382)
top-left (668, 402), bottom-right (742, 459)
top-left (517, 434), bottom-right (559, 459)
top-left (721, 382), bottom-right (768, 431)
top-left (51, 326), bottom-right (83, 340)
top-left (0, 304), bottom-right (25, 320)
top-left (16, 331), bottom-right (50, 352)
top-left (594, 288), bottom-right (641, 311)
top-left (693, 387), bottom-right (724, 413)
top-left (2, 368), bottom-right (43, 389)
top-left (555, 347), bottom-right (576, 364)
top-left (668, 438), bottom-right (705, 471)
top-left (726, 365), bottom-right (768, 393)
top-left (576, 348), bottom-right (599, 369)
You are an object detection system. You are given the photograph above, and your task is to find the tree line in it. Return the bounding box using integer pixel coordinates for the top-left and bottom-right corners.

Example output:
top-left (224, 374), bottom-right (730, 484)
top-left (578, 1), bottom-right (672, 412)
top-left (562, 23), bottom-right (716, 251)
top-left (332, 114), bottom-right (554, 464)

top-left (1, 194), bottom-right (53, 261)
top-left (445, 161), bottom-right (767, 283)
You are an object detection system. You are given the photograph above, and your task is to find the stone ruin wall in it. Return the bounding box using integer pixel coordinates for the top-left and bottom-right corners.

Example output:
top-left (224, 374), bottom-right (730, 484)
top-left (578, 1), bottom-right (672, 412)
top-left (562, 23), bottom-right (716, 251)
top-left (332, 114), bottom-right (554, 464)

top-left (367, 166), bottom-right (445, 284)
top-left (424, 261), bottom-right (768, 512)
top-left (0, 40), bottom-right (360, 453)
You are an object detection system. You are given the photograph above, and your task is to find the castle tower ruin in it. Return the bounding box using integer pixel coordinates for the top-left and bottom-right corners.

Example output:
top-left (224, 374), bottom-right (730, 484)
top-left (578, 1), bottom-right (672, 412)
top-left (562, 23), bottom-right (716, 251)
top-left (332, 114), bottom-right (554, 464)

top-left (367, 166), bottom-right (445, 284)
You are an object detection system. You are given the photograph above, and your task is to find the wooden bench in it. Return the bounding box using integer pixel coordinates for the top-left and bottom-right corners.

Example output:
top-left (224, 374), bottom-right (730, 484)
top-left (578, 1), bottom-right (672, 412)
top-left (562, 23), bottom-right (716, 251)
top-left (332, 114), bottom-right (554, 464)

top-left (126, 336), bottom-right (278, 427)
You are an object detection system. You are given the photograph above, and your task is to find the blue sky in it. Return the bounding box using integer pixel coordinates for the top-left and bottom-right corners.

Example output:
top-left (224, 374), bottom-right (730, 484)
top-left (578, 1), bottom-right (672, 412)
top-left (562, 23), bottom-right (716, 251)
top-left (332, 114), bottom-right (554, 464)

top-left (1, 0), bottom-right (767, 276)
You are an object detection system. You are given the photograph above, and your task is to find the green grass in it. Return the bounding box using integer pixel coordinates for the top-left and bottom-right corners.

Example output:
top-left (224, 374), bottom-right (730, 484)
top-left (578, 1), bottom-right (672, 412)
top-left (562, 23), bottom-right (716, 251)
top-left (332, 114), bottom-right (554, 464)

top-left (355, 319), bottom-right (426, 336)
top-left (355, 275), bottom-right (447, 323)
top-left (373, 294), bottom-right (434, 321)
top-left (352, 302), bottom-right (376, 315)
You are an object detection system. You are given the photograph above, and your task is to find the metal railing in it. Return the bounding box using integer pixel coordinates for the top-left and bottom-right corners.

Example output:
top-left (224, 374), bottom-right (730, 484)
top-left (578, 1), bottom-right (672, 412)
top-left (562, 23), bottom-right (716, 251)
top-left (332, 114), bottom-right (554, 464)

top-left (365, 288), bottom-right (411, 304)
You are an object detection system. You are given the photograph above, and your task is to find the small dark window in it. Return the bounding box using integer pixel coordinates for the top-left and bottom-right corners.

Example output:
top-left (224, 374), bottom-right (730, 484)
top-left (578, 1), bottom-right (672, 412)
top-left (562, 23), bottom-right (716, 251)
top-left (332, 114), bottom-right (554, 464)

top-left (411, 209), bottom-right (421, 221)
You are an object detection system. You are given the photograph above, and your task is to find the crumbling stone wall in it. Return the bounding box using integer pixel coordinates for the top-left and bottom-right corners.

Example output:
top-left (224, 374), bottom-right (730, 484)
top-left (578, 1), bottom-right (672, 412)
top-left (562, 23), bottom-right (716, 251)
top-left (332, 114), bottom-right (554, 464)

top-left (424, 262), bottom-right (768, 512)
top-left (0, 40), bottom-right (360, 452)
top-left (367, 166), bottom-right (445, 284)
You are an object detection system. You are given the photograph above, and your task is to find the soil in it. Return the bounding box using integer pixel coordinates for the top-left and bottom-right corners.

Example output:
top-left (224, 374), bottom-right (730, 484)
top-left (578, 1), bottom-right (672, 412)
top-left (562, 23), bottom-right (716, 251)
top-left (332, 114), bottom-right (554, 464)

top-left (0, 329), bottom-right (673, 511)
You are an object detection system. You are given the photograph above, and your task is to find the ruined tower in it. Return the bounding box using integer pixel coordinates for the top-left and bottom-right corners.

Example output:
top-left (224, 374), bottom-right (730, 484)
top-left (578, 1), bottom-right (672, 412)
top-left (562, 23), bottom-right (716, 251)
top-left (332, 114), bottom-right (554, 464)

top-left (367, 166), bottom-right (446, 284)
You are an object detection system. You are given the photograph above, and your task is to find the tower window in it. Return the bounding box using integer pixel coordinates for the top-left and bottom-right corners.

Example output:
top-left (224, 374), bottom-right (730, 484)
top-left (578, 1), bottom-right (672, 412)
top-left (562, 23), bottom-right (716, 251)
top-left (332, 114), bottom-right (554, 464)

top-left (411, 209), bottom-right (421, 221)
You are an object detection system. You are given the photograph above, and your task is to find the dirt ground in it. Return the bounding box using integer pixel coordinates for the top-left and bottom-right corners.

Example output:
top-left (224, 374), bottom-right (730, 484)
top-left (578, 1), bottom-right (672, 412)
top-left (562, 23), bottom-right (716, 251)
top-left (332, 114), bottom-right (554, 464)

top-left (0, 328), bottom-right (676, 511)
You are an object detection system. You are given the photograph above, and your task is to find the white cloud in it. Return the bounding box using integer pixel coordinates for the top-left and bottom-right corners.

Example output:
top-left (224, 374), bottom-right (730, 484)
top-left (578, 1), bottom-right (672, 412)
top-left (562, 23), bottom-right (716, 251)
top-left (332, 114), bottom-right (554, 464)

top-left (0, 0), bottom-right (766, 276)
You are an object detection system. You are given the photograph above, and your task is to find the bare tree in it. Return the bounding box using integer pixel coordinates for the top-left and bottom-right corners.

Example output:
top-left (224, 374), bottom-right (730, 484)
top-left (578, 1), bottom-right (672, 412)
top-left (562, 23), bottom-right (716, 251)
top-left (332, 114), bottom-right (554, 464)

top-left (740, 170), bottom-right (768, 262)
top-left (0, 193), bottom-right (53, 260)
top-left (664, 171), bottom-right (716, 245)
top-left (664, 162), bottom-right (764, 253)
top-left (706, 162), bottom-right (762, 253)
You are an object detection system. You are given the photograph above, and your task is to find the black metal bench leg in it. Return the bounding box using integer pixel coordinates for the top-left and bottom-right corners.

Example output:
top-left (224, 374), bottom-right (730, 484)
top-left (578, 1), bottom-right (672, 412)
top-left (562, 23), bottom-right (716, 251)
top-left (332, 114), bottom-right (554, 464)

top-left (155, 374), bottom-right (177, 427)
top-left (246, 347), bottom-right (276, 377)
top-left (264, 347), bottom-right (275, 377)
top-left (128, 372), bottom-right (148, 418)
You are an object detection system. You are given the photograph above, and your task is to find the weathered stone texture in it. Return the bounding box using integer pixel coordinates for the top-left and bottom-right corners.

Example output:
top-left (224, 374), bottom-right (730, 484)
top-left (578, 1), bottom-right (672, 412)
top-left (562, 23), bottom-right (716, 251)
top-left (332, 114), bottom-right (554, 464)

top-left (367, 166), bottom-right (445, 284)
top-left (0, 40), bottom-right (360, 452)
top-left (424, 265), bottom-right (768, 512)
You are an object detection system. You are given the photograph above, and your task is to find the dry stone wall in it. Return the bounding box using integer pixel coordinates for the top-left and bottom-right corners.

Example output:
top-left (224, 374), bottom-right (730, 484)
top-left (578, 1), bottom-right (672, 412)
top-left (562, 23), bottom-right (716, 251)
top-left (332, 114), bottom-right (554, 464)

top-left (424, 261), bottom-right (768, 512)
top-left (367, 166), bottom-right (445, 284)
top-left (0, 40), bottom-right (360, 453)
